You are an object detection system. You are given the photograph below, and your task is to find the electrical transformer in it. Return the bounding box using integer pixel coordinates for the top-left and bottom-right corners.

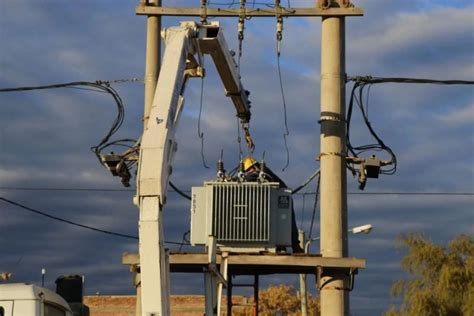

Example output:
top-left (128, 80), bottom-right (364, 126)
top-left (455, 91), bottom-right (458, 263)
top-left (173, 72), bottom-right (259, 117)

top-left (190, 181), bottom-right (293, 252)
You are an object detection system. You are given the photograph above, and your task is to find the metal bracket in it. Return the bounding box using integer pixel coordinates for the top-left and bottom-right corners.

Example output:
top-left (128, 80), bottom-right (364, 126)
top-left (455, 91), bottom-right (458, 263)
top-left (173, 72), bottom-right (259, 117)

top-left (348, 267), bottom-right (357, 291)
top-left (316, 151), bottom-right (345, 161)
top-left (316, 266), bottom-right (358, 291)
top-left (206, 264), bottom-right (228, 288)
top-left (318, 115), bottom-right (346, 124)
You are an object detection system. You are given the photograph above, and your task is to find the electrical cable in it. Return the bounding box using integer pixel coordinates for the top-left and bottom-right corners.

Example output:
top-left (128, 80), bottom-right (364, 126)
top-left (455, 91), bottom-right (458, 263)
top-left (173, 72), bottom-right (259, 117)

top-left (0, 78), bottom-right (142, 93)
top-left (0, 79), bottom-right (138, 165)
top-left (347, 76), bottom-right (474, 86)
top-left (236, 117), bottom-right (244, 158)
top-left (1, 187), bottom-right (472, 196)
top-left (291, 169), bottom-right (320, 195)
top-left (197, 57), bottom-right (210, 169)
top-left (0, 196), bottom-right (189, 245)
top-left (207, 1), bottom-right (276, 6)
top-left (276, 24), bottom-right (291, 171)
top-left (178, 230), bottom-right (191, 252)
top-left (346, 80), bottom-right (395, 176)
top-left (0, 196), bottom-right (138, 240)
top-left (300, 193), bottom-right (306, 228)
top-left (64, 86), bottom-right (109, 94)
top-left (169, 181), bottom-right (192, 200)
top-left (345, 76), bottom-right (474, 178)
top-left (298, 191), bottom-right (474, 196)
top-left (307, 175), bottom-right (320, 241)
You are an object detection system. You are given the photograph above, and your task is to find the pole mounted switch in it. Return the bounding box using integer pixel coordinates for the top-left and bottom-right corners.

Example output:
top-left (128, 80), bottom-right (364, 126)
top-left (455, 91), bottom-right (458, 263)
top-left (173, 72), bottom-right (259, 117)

top-left (355, 155), bottom-right (382, 190)
top-left (100, 154), bottom-right (131, 187)
top-left (364, 155), bottom-right (381, 179)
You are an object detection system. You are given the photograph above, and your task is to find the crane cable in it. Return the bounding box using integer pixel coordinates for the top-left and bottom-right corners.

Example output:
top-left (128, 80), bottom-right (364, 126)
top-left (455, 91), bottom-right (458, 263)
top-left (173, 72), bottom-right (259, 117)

top-left (275, 5), bottom-right (291, 171)
top-left (237, 0), bottom-right (246, 75)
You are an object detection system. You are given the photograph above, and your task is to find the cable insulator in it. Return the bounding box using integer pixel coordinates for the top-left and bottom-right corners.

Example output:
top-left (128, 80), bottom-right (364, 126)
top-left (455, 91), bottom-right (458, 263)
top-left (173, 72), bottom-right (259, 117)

top-left (217, 159), bottom-right (225, 179)
top-left (239, 160), bottom-right (245, 173)
top-left (276, 17), bottom-right (283, 56)
top-left (238, 20), bottom-right (245, 41)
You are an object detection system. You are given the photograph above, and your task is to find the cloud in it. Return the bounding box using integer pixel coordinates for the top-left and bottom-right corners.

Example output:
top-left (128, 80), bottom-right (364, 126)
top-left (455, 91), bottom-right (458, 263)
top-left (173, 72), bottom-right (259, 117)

top-left (1, 1), bottom-right (473, 315)
top-left (436, 102), bottom-right (474, 127)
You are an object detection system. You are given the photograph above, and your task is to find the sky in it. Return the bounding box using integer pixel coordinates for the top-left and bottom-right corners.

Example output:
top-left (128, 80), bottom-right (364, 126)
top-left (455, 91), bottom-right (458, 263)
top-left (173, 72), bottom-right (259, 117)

top-left (0, 0), bottom-right (473, 315)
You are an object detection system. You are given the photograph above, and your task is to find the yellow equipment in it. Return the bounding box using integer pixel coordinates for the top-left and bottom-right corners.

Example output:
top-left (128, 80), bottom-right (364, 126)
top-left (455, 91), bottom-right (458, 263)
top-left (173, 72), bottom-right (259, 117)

top-left (243, 156), bottom-right (257, 171)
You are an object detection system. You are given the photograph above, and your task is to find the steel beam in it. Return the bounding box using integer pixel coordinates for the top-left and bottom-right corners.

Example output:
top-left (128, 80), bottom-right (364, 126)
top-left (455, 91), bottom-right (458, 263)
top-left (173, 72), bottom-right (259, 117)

top-left (136, 5), bottom-right (363, 17)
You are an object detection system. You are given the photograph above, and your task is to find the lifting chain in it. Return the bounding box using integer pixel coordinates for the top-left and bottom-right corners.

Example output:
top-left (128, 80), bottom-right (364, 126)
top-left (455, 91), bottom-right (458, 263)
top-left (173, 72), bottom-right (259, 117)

top-left (238, 0), bottom-right (246, 68)
top-left (200, 0), bottom-right (208, 24)
top-left (241, 121), bottom-right (255, 154)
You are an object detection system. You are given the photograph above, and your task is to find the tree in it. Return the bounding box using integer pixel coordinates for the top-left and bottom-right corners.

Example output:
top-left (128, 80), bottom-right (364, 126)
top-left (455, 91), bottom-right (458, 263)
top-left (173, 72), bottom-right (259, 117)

top-left (385, 233), bottom-right (474, 316)
top-left (237, 284), bottom-right (319, 316)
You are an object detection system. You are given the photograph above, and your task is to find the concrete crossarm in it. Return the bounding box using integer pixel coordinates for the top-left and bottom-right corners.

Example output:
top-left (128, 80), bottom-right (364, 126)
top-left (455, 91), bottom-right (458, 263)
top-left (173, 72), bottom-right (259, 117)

top-left (123, 252), bottom-right (365, 271)
top-left (136, 5), bottom-right (364, 17)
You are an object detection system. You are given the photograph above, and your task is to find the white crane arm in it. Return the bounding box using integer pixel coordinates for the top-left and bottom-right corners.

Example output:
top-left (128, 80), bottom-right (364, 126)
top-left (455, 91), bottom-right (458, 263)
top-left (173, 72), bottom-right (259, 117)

top-left (136, 21), bottom-right (251, 316)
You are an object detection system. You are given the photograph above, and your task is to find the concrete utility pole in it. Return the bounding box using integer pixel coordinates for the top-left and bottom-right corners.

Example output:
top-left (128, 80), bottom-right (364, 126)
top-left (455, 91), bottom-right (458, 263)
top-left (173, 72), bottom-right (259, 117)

top-left (138, 1), bottom-right (161, 315)
top-left (143, 0), bottom-right (161, 129)
top-left (319, 0), bottom-right (348, 314)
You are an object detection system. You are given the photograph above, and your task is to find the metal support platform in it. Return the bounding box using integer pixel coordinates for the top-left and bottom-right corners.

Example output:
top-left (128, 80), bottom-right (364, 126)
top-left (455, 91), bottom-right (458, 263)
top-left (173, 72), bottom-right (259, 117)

top-left (123, 252), bottom-right (365, 315)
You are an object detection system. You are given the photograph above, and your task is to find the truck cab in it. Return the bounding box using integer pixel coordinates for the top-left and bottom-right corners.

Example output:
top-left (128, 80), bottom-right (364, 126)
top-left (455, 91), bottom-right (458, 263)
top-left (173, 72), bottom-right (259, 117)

top-left (0, 283), bottom-right (73, 316)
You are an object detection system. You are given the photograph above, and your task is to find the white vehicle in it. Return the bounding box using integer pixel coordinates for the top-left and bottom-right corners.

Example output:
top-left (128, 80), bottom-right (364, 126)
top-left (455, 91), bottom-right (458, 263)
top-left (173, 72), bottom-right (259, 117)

top-left (0, 283), bottom-right (73, 316)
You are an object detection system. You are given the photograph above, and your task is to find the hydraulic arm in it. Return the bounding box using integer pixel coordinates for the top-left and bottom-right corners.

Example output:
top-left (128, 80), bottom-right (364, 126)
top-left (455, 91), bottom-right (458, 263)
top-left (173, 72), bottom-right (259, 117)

top-left (135, 21), bottom-right (251, 315)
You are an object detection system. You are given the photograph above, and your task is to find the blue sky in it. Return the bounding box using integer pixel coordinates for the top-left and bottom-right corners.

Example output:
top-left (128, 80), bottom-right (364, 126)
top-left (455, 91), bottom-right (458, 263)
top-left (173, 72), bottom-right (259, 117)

top-left (1, 1), bottom-right (473, 315)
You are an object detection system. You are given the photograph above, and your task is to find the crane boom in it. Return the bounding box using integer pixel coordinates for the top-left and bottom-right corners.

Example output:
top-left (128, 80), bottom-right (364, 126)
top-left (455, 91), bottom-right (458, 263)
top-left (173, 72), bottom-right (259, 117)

top-left (198, 27), bottom-right (251, 122)
top-left (135, 21), bottom-right (252, 316)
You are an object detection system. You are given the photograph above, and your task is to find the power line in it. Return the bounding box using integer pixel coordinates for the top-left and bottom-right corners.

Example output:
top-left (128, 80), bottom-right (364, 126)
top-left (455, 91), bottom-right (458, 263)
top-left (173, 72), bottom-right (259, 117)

top-left (197, 56), bottom-right (210, 169)
top-left (298, 192), bottom-right (474, 196)
top-left (0, 78), bottom-right (143, 92)
top-left (0, 187), bottom-right (134, 192)
top-left (0, 196), bottom-right (138, 240)
top-left (0, 79), bottom-right (135, 165)
top-left (169, 181), bottom-right (192, 200)
top-left (0, 196), bottom-right (189, 246)
top-left (347, 76), bottom-right (474, 86)
top-left (0, 187), bottom-right (473, 196)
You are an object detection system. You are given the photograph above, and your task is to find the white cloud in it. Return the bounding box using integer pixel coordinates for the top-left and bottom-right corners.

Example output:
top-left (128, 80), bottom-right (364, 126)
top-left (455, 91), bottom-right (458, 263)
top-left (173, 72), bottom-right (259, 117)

top-left (436, 102), bottom-right (474, 127)
top-left (351, 6), bottom-right (474, 57)
top-left (1, 1), bottom-right (473, 314)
